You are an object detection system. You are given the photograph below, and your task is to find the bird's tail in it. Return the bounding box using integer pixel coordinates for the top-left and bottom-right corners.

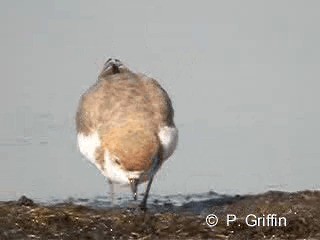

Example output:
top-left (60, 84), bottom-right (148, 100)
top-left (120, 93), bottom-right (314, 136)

top-left (98, 58), bottom-right (128, 78)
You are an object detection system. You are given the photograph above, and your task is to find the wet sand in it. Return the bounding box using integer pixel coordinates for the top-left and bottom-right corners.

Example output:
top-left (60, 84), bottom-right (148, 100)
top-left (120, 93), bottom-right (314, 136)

top-left (0, 190), bottom-right (319, 239)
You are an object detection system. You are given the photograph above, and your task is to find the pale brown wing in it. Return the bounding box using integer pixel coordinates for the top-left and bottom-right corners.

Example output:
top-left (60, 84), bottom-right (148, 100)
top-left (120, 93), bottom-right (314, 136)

top-left (140, 74), bottom-right (175, 128)
top-left (76, 81), bottom-right (100, 135)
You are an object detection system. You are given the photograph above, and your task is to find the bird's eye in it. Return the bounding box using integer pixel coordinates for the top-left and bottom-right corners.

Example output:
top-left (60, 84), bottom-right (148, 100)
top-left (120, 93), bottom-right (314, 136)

top-left (114, 158), bottom-right (120, 165)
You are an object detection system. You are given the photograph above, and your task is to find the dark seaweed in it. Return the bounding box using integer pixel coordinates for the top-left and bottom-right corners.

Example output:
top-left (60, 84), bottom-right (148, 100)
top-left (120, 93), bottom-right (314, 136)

top-left (0, 191), bottom-right (319, 239)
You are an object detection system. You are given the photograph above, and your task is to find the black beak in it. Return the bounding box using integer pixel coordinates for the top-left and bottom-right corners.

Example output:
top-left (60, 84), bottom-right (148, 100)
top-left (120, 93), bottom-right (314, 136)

top-left (129, 179), bottom-right (138, 201)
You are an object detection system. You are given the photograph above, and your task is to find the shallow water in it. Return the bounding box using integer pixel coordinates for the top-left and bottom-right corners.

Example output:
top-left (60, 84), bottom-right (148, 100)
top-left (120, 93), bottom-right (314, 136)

top-left (47, 191), bottom-right (224, 215)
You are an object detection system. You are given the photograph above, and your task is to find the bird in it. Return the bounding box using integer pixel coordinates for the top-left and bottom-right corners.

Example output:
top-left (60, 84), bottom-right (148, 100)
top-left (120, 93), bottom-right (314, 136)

top-left (76, 58), bottom-right (178, 209)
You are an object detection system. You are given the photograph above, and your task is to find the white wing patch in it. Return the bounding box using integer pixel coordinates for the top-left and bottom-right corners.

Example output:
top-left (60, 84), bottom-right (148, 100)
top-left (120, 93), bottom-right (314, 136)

top-left (77, 131), bottom-right (101, 164)
top-left (158, 126), bottom-right (178, 159)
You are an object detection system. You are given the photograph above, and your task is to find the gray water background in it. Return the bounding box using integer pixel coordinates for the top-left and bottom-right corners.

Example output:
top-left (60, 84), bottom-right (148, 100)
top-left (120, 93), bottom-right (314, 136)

top-left (0, 1), bottom-right (319, 201)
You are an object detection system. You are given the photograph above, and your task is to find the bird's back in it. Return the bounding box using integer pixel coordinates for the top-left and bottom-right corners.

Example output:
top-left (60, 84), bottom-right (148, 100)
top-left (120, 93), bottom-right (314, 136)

top-left (76, 65), bottom-right (176, 175)
top-left (77, 70), bottom-right (173, 133)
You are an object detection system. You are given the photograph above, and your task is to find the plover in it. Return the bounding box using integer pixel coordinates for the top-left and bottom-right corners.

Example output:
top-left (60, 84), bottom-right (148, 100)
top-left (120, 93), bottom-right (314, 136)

top-left (76, 58), bottom-right (178, 209)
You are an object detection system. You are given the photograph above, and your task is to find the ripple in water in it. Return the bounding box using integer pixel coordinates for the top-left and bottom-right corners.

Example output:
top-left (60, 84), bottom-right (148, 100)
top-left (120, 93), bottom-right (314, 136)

top-left (45, 191), bottom-right (231, 215)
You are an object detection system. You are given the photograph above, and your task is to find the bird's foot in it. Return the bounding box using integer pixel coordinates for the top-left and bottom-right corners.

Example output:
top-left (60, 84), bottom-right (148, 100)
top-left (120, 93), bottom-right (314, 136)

top-left (139, 200), bottom-right (148, 211)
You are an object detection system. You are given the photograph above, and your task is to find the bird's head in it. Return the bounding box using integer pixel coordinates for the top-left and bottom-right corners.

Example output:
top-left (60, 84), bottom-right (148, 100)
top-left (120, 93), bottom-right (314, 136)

top-left (102, 123), bottom-right (162, 183)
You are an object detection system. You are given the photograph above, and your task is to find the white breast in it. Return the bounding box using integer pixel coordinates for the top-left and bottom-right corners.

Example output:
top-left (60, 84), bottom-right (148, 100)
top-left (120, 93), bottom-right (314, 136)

top-left (158, 126), bottom-right (178, 159)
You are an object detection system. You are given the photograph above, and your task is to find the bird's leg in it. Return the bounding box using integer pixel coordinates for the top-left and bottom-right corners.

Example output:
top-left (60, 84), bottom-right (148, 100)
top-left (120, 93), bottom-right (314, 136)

top-left (108, 179), bottom-right (115, 205)
top-left (129, 179), bottom-right (139, 201)
top-left (139, 176), bottom-right (154, 210)
top-left (139, 155), bottom-right (160, 210)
